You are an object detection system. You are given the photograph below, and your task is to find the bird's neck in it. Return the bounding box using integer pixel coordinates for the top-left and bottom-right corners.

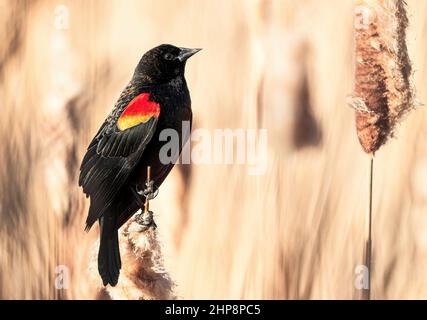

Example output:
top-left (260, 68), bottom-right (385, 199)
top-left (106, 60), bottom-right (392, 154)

top-left (132, 74), bottom-right (185, 89)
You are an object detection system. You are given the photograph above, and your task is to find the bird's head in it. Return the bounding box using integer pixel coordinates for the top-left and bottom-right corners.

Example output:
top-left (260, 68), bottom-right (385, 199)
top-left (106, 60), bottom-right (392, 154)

top-left (134, 44), bottom-right (201, 84)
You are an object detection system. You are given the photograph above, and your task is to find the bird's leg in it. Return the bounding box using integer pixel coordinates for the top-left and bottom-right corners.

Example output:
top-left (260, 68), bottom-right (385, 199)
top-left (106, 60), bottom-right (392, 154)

top-left (136, 180), bottom-right (159, 200)
top-left (135, 210), bottom-right (157, 229)
top-left (131, 185), bottom-right (157, 229)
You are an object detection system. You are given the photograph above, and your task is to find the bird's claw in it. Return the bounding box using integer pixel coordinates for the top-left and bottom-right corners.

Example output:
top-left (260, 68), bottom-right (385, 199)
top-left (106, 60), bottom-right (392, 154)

top-left (137, 180), bottom-right (158, 200)
top-left (144, 188), bottom-right (158, 200)
top-left (135, 211), bottom-right (157, 230)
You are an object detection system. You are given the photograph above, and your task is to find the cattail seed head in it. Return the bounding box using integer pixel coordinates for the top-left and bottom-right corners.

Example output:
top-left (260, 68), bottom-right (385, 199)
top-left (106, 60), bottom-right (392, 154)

top-left (349, 0), bottom-right (415, 154)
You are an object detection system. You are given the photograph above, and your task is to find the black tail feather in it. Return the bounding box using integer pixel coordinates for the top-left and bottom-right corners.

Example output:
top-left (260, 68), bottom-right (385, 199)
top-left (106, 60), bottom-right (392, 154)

top-left (98, 216), bottom-right (121, 286)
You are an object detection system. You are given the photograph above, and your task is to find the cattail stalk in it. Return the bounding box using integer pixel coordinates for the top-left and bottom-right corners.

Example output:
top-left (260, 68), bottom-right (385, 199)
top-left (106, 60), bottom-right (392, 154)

top-left (350, 0), bottom-right (416, 300)
top-left (362, 156), bottom-right (374, 300)
top-left (144, 166), bottom-right (151, 214)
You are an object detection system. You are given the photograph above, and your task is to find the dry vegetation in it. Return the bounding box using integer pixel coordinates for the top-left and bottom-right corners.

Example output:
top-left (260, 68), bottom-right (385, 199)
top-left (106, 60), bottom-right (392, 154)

top-left (351, 0), bottom-right (416, 154)
top-left (0, 0), bottom-right (426, 299)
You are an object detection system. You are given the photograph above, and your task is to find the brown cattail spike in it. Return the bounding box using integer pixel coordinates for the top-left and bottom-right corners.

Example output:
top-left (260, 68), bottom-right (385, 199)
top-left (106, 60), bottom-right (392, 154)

top-left (349, 0), bottom-right (415, 154)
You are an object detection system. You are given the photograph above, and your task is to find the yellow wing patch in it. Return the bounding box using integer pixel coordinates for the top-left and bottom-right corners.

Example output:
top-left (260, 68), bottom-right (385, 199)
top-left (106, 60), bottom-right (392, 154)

top-left (117, 93), bottom-right (160, 131)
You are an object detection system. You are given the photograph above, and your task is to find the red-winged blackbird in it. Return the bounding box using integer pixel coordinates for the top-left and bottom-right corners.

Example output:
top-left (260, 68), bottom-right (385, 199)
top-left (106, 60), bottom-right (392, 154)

top-left (79, 44), bottom-right (200, 286)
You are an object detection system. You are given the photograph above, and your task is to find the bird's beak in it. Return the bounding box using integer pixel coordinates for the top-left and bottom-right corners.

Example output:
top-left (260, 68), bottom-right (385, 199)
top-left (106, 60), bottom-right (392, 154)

top-left (178, 47), bottom-right (202, 62)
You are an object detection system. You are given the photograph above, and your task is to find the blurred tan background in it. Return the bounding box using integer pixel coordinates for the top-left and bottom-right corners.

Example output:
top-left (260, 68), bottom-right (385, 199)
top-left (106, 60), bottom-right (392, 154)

top-left (0, 0), bottom-right (426, 299)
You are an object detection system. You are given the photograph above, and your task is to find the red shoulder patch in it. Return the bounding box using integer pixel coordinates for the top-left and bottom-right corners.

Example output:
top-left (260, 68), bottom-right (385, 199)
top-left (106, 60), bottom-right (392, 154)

top-left (117, 93), bottom-right (160, 131)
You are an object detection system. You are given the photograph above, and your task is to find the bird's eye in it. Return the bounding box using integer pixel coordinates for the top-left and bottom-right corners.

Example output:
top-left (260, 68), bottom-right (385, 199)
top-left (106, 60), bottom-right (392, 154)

top-left (164, 53), bottom-right (174, 61)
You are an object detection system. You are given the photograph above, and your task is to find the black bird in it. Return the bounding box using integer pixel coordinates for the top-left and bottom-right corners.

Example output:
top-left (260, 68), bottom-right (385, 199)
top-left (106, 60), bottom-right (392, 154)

top-left (79, 44), bottom-right (200, 286)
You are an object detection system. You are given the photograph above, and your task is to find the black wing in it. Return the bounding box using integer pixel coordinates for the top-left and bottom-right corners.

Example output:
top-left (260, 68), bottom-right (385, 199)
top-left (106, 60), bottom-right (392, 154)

top-left (79, 95), bottom-right (159, 230)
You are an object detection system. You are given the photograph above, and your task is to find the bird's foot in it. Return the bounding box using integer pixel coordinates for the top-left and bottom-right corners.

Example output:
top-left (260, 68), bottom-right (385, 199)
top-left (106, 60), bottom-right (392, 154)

top-left (135, 210), bottom-right (157, 230)
top-left (136, 180), bottom-right (158, 200)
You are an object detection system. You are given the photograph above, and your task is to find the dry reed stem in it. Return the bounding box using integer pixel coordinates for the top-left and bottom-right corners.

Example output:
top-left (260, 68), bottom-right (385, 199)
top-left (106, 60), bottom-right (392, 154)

top-left (362, 156), bottom-right (374, 300)
top-left (349, 0), bottom-right (415, 154)
top-left (145, 167), bottom-right (151, 213)
top-left (350, 0), bottom-right (418, 300)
